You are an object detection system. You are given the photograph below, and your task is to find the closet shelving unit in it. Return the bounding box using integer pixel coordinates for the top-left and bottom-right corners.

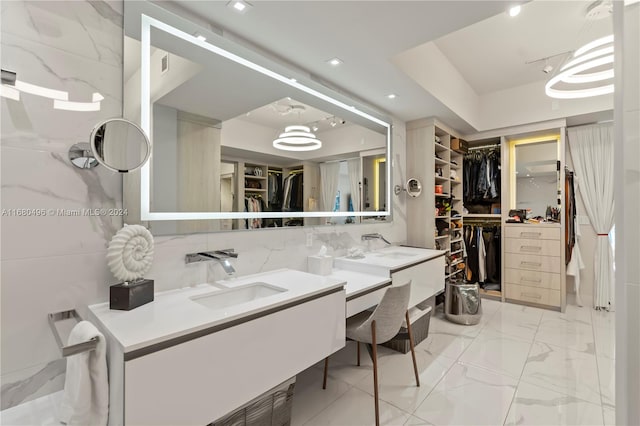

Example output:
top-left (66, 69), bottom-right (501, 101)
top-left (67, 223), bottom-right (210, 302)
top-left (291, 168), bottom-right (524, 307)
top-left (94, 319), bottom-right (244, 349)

top-left (406, 118), bottom-right (465, 286)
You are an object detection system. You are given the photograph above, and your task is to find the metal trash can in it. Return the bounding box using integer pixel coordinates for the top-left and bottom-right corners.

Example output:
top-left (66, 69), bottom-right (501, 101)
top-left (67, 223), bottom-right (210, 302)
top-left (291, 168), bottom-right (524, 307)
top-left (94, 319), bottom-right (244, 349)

top-left (445, 282), bottom-right (482, 325)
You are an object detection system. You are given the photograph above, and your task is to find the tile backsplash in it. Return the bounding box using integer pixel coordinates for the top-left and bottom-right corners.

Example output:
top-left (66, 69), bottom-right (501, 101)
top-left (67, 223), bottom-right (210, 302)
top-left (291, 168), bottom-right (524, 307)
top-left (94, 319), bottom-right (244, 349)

top-left (0, 0), bottom-right (407, 409)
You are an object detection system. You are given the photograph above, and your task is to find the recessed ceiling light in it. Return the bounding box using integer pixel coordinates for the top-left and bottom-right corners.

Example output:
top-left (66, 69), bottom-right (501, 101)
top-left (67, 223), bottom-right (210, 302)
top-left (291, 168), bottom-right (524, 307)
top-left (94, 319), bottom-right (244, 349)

top-left (227, 1), bottom-right (251, 13)
top-left (327, 57), bottom-right (343, 67)
top-left (387, 94), bottom-right (397, 99)
top-left (196, 35), bottom-right (207, 42)
top-left (509, 5), bottom-right (521, 17)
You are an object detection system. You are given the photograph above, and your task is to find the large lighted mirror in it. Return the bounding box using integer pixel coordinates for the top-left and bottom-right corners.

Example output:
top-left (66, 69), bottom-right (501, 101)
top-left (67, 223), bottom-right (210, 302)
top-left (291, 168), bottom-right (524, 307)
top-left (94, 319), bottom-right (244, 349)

top-left (510, 137), bottom-right (560, 219)
top-left (122, 1), bottom-right (392, 234)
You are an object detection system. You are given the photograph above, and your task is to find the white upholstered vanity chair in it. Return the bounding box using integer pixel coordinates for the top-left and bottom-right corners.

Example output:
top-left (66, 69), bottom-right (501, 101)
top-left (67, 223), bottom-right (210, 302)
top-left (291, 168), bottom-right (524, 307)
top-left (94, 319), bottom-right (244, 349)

top-left (322, 281), bottom-right (420, 426)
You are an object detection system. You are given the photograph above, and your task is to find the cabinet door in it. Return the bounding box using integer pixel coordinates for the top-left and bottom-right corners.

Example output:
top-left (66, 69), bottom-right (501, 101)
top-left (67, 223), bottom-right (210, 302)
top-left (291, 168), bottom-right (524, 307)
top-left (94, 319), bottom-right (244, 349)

top-left (391, 257), bottom-right (445, 308)
top-left (124, 291), bottom-right (345, 425)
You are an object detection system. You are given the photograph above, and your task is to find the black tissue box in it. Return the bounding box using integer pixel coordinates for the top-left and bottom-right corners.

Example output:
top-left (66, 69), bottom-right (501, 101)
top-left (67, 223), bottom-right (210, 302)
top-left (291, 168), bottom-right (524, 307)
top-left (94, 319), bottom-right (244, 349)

top-left (110, 279), bottom-right (154, 310)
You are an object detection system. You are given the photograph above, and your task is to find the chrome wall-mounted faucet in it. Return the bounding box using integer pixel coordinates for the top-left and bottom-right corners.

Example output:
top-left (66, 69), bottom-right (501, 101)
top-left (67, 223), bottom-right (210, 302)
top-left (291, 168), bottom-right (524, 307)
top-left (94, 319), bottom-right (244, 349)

top-left (361, 233), bottom-right (391, 245)
top-left (185, 249), bottom-right (238, 275)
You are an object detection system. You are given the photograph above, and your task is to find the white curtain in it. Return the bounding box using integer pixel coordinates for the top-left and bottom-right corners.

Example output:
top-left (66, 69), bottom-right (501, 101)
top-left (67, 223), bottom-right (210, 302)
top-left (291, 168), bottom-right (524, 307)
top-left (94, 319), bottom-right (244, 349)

top-left (319, 162), bottom-right (340, 211)
top-left (347, 158), bottom-right (361, 211)
top-left (567, 123), bottom-right (615, 310)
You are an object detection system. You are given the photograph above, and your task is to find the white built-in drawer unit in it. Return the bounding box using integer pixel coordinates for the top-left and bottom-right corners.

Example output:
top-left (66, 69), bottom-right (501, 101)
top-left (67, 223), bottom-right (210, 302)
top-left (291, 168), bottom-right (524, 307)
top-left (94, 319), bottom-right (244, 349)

top-left (504, 253), bottom-right (562, 274)
top-left (505, 284), bottom-right (561, 307)
top-left (504, 238), bottom-right (560, 256)
top-left (504, 224), bottom-right (563, 309)
top-left (504, 268), bottom-right (561, 290)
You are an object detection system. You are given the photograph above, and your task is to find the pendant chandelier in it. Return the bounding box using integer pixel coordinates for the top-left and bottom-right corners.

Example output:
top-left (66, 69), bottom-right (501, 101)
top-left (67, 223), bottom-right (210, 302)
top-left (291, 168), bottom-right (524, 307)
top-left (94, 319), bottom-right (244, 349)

top-left (545, 34), bottom-right (614, 99)
top-left (272, 125), bottom-right (322, 151)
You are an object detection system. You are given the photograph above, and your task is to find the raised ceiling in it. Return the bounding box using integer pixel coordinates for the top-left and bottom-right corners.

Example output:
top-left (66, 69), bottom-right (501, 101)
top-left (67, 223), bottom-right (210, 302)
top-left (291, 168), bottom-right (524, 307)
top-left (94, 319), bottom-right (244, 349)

top-left (161, 1), bottom-right (614, 134)
top-left (434, 1), bottom-right (612, 95)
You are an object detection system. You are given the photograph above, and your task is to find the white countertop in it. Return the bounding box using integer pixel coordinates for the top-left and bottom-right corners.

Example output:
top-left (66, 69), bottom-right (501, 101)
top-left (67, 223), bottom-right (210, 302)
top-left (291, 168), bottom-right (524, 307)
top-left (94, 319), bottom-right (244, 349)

top-left (88, 269), bottom-right (345, 353)
top-left (327, 269), bottom-right (391, 299)
top-left (334, 246), bottom-right (446, 275)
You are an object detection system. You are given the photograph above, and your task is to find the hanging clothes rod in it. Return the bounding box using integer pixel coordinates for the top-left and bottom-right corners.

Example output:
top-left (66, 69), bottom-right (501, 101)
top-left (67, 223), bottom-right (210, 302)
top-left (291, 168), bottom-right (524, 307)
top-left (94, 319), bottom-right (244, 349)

top-left (288, 169), bottom-right (303, 174)
top-left (48, 309), bottom-right (98, 357)
top-left (468, 144), bottom-right (500, 151)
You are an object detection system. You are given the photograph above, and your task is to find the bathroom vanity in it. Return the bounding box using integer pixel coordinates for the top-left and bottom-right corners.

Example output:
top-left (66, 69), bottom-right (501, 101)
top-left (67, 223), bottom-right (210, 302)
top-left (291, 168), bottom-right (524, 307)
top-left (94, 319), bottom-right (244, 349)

top-left (334, 246), bottom-right (446, 310)
top-left (89, 269), bottom-right (346, 425)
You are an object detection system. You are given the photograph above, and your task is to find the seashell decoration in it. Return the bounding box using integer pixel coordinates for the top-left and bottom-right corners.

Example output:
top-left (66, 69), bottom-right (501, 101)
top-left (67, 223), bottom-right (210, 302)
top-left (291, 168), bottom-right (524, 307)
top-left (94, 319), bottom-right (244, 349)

top-left (107, 224), bottom-right (154, 283)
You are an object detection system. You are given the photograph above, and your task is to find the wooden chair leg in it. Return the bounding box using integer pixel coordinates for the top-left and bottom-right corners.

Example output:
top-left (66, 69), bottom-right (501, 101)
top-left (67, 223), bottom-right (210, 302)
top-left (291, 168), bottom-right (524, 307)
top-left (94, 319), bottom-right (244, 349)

top-left (322, 357), bottom-right (329, 390)
top-left (405, 311), bottom-right (420, 387)
top-left (371, 320), bottom-right (380, 426)
top-left (357, 341), bottom-right (361, 366)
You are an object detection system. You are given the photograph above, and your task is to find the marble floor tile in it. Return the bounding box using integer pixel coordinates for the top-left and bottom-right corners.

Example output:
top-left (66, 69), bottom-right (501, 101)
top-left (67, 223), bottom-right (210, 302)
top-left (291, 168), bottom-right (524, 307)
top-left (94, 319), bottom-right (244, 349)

top-left (478, 298), bottom-right (503, 317)
top-left (593, 326), bottom-right (615, 359)
top-left (541, 304), bottom-right (593, 326)
top-left (292, 366), bottom-right (351, 426)
top-left (458, 327), bottom-right (533, 378)
top-left (319, 341), bottom-right (395, 386)
top-left (535, 318), bottom-right (596, 354)
top-left (353, 346), bottom-right (454, 413)
top-left (428, 313), bottom-right (486, 338)
top-left (504, 381), bottom-right (604, 426)
top-left (303, 387), bottom-right (410, 426)
top-left (412, 362), bottom-right (517, 425)
top-left (521, 341), bottom-right (601, 405)
top-left (484, 306), bottom-right (542, 341)
top-left (417, 329), bottom-right (475, 360)
top-left (597, 356), bottom-right (615, 409)
top-left (403, 415), bottom-right (436, 425)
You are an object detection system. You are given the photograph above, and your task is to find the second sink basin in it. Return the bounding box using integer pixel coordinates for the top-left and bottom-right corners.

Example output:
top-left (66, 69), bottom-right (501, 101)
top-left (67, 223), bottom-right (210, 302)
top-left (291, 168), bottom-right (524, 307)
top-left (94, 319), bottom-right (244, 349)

top-left (372, 251), bottom-right (415, 259)
top-left (190, 282), bottom-right (287, 311)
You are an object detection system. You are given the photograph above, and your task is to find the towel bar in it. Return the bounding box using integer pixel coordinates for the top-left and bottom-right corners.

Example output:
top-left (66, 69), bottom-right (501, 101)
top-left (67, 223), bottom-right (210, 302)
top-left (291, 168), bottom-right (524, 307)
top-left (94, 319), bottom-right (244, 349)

top-left (48, 309), bottom-right (98, 357)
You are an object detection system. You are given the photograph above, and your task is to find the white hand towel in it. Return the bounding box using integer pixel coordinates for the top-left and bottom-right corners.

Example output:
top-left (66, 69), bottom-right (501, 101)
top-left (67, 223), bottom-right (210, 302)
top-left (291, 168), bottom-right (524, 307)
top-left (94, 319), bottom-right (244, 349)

top-left (59, 321), bottom-right (109, 426)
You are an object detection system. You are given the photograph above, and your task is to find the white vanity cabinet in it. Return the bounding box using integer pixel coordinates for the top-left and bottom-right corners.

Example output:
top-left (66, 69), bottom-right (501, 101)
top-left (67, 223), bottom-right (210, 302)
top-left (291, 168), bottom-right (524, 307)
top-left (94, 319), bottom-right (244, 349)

top-left (334, 247), bottom-right (446, 310)
top-left (391, 257), bottom-right (445, 309)
top-left (89, 270), bottom-right (346, 425)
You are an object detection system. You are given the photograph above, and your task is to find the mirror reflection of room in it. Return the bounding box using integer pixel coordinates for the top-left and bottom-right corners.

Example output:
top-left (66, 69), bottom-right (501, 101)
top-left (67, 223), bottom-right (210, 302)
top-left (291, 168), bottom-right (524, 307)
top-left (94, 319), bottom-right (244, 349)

top-left (123, 23), bottom-right (389, 234)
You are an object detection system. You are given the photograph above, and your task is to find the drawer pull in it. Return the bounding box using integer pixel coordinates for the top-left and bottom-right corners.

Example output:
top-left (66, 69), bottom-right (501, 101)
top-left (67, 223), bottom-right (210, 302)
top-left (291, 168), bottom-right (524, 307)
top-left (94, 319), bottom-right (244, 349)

top-left (521, 277), bottom-right (542, 284)
top-left (520, 245), bottom-right (542, 252)
top-left (522, 292), bottom-right (542, 299)
top-left (520, 232), bottom-right (542, 238)
top-left (520, 261), bottom-right (542, 267)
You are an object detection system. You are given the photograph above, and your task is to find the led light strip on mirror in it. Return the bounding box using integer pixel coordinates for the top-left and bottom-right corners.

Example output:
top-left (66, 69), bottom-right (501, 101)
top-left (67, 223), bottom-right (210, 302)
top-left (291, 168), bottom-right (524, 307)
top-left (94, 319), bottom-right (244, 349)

top-left (139, 13), bottom-right (392, 221)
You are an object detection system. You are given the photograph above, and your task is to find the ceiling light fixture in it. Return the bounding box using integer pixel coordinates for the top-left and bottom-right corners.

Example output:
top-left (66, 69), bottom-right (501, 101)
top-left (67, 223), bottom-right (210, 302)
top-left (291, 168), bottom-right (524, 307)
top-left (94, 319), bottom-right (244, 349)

top-left (509, 5), bottom-right (521, 17)
top-left (327, 57), bottom-right (343, 66)
top-left (545, 34), bottom-right (614, 99)
top-left (227, 0), bottom-right (251, 13)
top-left (273, 125), bottom-right (322, 152)
top-left (387, 94), bottom-right (397, 99)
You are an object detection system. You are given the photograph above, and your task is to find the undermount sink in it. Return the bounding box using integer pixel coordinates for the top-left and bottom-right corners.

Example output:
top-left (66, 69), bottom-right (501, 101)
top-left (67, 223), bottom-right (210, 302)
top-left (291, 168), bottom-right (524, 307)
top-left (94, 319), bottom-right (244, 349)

top-left (372, 251), bottom-right (415, 259)
top-left (190, 282), bottom-right (287, 311)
